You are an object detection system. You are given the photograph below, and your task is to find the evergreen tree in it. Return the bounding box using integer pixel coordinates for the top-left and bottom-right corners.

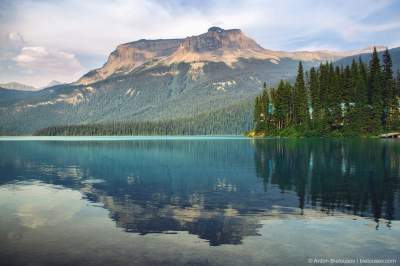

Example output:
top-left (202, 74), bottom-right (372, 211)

top-left (318, 63), bottom-right (330, 132)
top-left (308, 67), bottom-right (320, 128)
top-left (327, 64), bottom-right (342, 130)
top-left (368, 47), bottom-right (383, 133)
top-left (293, 62), bottom-right (309, 127)
top-left (253, 96), bottom-right (262, 132)
top-left (396, 70), bottom-right (400, 97)
top-left (252, 47), bottom-right (398, 136)
top-left (350, 59), bottom-right (359, 103)
top-left (382, 49), bottom-right (398, 130)
top-left (260, 88), bottom-right (270, 132)
top-left (356, 58), bottom-right (368, 105)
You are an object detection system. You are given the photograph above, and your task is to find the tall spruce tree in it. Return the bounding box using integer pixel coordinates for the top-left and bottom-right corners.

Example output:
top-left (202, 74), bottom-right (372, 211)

top-left (254, 96), bottom-right (262, 132)
top-left (252, 48), bottom-right (398, 136)
top-left (396, 70), bottom-right (400, 99)
top-left (274, 81), bottom-right (293, 129)
top-left (382, 49), bottom-right (398, 130)
top-left (327, 64), bottom-right (342, 130)
top-left (350, 59), bottom-right (359, 103)
top-left (260, 88), bottom-right (270, 132)
top-left (368, 47), bottom-right (383, 133)
top-left (357, 58), bottom-right (369, 105)
top-left (293, 62), bottom-right (309, 126)
top-left (308, 67), bottom-right (320, 128)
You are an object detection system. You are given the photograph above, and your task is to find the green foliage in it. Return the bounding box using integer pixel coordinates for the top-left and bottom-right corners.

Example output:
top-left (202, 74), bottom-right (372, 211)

top-left (35, 100), bottom-right (254, 136)
top-left (253, 48), bottom-right (400, 137)
top-left (293, 62), bottom-right (309, 126)
top-left (1, 58), bottom-right (319, 135)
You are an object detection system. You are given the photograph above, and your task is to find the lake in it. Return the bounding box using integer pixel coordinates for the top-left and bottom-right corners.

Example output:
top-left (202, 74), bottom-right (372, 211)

top-left (0, 137), bottom-right (399, 265)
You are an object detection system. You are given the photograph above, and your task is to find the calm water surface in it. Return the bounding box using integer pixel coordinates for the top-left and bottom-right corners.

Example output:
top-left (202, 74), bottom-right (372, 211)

top-left (0, 137), bottom-right (399, 265)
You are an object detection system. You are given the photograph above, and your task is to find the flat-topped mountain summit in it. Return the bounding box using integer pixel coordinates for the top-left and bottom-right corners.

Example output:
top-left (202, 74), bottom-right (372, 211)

top-left (0, 27), bottom-right (396, 135)
top-left (180, 27), bottom-right (263, 51)
top-left (77, 27), bottom-right (384, 85)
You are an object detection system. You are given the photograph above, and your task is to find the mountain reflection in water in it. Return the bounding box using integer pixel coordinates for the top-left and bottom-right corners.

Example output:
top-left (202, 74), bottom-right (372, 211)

top-left (0, 138), bottom-right (399, 246)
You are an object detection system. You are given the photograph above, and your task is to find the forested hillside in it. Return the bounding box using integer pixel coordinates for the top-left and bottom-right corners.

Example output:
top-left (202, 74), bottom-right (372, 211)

top-left (2, 27), bottom-right (389, 135)
top-left (252, 48), bottom-right (400, 136)
top-left (35, 100), bottom-right (254, 136)
top-left (335, 47), bottom-right (400, 74)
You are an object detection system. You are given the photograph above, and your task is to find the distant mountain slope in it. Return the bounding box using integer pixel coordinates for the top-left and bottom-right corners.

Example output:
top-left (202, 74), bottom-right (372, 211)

top-left (35, 99), bottom-right (254, 136)
top-left (0, 82), bottom-right (37, 91)
top-left (76, 27), bottom-right (381, 86)
top-left (335, 47), bottom-right (400, 73)
top-left (0, 87), bottom-right (36, 105)
top-left (0, 27), bottom-right (394, 135)
top-left (42, 80), bottom-right (64, 89)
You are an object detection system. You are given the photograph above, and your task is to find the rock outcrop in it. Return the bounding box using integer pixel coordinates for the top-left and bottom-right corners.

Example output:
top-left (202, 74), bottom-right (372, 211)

top-left (76, 27), bottom-right (387, 85)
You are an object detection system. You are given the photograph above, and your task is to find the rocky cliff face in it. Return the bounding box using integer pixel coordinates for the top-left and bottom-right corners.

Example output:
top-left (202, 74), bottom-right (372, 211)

top-left (179, 27), bottom-right (264, 52)
top-left (2, 27), bottom-right (393, 134)
top-left (77, 39), bottom-right (181, 85)
top-left (76, 27), bottom-right (386, 85)
top-left (77, 27), bottom-right (268, 85)
top-left (164, 27), bottom-right (279, 65)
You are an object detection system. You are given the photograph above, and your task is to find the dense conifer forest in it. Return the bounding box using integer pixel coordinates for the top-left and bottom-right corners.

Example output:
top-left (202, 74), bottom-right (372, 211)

top-left (35, 101), bottom-right (253, 136)
top-left (34, 47), bottom-right (400, 137)
top-left (252, 48), bottom-right (400, 136)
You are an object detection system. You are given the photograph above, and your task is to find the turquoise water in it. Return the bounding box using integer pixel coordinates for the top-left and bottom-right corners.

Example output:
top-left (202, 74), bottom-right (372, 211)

top-left (0, 137), bottom-right (399, 265)
top-left (0, 135), bottom-right (247, 141)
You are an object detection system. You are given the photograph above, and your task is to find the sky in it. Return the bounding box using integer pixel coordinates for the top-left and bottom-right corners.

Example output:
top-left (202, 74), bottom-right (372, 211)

top-left (0, 0), bottom-right (399, 89)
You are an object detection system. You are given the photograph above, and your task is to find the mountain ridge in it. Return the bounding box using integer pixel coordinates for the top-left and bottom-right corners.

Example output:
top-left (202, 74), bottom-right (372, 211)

top-left (0, 27), bottom-right (397, 135)
top-left (0, 82), bottom-right (37, 91)
top-left (76, 27), bottom-right (386, 86)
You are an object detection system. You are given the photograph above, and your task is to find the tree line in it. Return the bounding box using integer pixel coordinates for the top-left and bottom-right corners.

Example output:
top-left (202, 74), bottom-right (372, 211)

top-left (253, 48), bottom-right (400, 136)
top-left (35, 101), bottom-right (253, 136)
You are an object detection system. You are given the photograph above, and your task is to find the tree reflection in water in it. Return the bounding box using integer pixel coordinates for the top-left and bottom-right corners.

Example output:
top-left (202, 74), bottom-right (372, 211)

top-left (0, 138), bottom-right (399, 245)
top-left (254, 139), bottom-right (400, 227)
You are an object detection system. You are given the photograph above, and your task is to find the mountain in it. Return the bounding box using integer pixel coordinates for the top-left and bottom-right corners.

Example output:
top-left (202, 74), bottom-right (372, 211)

top-left (0, 82), bottom-right (37, 91)
top-left (77, 27), bottom-right (377, 86)
top-left (42, 80), bottom-right (64, 89)
top-left (0, 27), bottom-right (396, 135)
top-left (335, 47), bottom-right (400, 73)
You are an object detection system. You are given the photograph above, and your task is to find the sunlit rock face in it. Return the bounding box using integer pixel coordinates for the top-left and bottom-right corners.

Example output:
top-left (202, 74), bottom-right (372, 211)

top-left (0, 27), bottom-right (393, 135)
top-left (76, 27), bottom-right (268, 85)
top-left (76, 26), bottom-right (370, 86)
top-left (77, 39), bottom-right (182, 85)
top-left (179, 27), bottom-right (263, 52)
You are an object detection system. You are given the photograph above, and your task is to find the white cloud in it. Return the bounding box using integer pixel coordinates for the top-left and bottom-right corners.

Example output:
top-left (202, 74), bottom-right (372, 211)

top-left (13, 46), bottom-right (84, 85)
top-left (0, 45), bottom-right (84, 87)
top-left (9, 0), bottom-right (398, 54)
top-left (15, 47), bottom-right (80, 69)
top-left (0, 0), bottom-right (399, 87)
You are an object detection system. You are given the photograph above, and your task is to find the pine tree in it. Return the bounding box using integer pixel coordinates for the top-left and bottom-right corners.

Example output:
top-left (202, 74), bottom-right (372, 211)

top-left (318, 63), bottom-right (330, 133)
top-left (396, 70), bottom-right (400, 97)
top-left (252, 48), bottom-right (396, 136)
top-left (382, 49), bottom-right (393, 106)
top-left (260, 88), bottom-right (270, 132)
top-left (308, 67), bottom-right (320, 129)
top-left (326, 64), bottom-right (342, 130)
top-left (293, 62), bottom-right (309, 127)
top-left (269, 88), bottom-right (277, 130)
top-left (356, 58), bottom-right (368, 105)
top-left (368, 47), bottom-right (383, 133)
top-left (254, 96), bottom-right (262, 132)
top-left (274, 81), bottom-right (293, 129)
top-left (382, 49), bottom-right (398, 130)
top-left (350, 59), bottom-right (359, 103)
